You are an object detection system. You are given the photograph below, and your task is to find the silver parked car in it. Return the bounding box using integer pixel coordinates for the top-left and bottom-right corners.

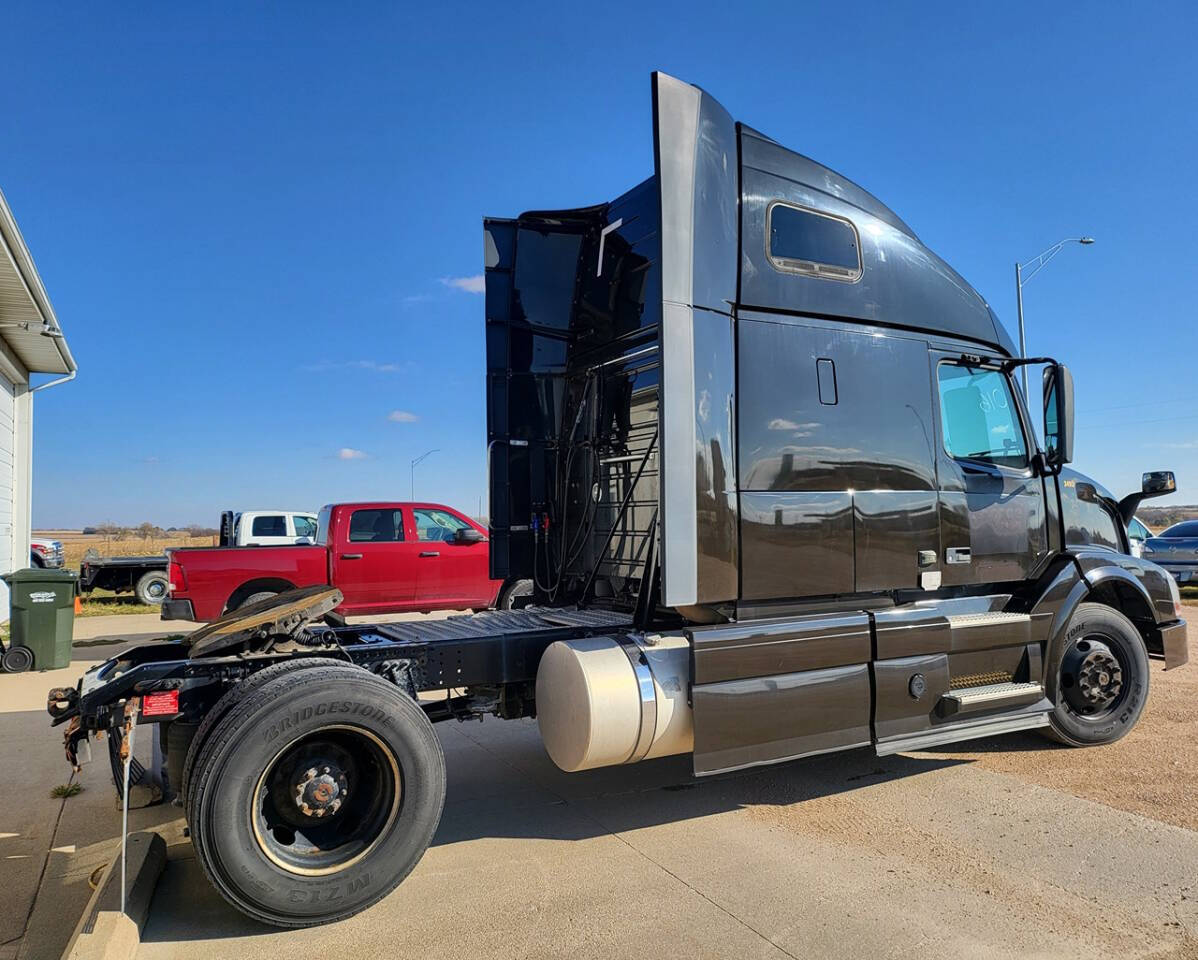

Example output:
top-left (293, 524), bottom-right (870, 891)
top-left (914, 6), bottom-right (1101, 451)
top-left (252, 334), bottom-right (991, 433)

top-left (1127, 516), bottom-right (1152, 557)
top-left (1142, 519), bottom-right (1198, 584)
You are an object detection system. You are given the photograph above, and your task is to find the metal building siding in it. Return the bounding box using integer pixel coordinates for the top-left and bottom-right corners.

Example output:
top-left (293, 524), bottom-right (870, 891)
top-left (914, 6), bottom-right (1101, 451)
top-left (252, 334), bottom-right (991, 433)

top-left (0, 373), bottom-right (14, 616)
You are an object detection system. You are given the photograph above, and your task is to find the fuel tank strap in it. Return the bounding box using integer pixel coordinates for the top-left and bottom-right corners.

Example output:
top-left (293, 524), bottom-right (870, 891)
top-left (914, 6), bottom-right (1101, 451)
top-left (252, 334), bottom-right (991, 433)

top-left (616, 635), bottom-right (657, 764)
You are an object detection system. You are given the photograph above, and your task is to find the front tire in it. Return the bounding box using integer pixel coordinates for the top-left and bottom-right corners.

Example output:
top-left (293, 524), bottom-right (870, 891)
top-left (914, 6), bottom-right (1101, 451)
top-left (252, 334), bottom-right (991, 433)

top-left (135, 570), bottom-right (169, 605)
top-left (1046, 602), bottom-right (1149, 746)
top-left (186, 663), bottom-right (446, 927)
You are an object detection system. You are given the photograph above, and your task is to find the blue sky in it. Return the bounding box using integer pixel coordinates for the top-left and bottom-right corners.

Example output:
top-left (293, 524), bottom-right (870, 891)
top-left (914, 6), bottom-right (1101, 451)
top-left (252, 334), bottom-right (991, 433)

top-left (3, 1), bottom-right (1195, 527)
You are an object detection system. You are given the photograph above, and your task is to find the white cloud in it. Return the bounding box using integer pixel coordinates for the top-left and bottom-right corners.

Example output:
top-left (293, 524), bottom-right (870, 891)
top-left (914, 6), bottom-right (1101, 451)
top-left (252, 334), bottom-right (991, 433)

top-left (300, 360), bottom-right (408, 374)
top-left (337, 448), bottom-right (368, 460)
top-left (440, 274), bottom-right (486, 294)
top-left (388, 410), bottom-right (419, 423)
top-left (1151, 440), bottom-right (1198, 449)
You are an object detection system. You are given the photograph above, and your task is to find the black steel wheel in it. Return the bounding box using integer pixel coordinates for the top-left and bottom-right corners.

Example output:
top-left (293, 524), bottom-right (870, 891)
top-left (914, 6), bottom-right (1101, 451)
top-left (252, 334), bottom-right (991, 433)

top-left (186, 662), bottom-right (446, 927)
top-left (1046, 602), bottom-right (1149, 746)
top-left (1, 644), bottom-right (34, 673)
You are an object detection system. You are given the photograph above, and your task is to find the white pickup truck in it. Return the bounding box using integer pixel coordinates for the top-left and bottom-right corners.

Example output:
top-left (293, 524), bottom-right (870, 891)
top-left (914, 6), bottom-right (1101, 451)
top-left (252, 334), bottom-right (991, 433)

top-left (219, 510), bottom-right (319, 546)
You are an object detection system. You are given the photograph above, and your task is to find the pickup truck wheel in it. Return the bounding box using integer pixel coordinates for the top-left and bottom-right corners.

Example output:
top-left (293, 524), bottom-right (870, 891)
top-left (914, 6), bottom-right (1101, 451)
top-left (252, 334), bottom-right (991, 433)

top-left (181, 657), bottom-right (331, 805)
top-left (135, 571), bottom-right (169, 605)
top-left (186, 663), bottom-right (446, 927)
top-left (241, 590), bottom-right (279, 608)
top-left (1045, 603), bottom-right (1149, 747)
top-left (499, 579), bottom-right (534, 610)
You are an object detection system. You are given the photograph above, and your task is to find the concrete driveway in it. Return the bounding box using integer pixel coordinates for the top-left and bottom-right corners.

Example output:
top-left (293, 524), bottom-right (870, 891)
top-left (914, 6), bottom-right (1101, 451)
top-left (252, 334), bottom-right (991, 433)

top-left (134, 632), bottom-right (1198, 960)
top-left (5, 615), bottom-right (1197, 960)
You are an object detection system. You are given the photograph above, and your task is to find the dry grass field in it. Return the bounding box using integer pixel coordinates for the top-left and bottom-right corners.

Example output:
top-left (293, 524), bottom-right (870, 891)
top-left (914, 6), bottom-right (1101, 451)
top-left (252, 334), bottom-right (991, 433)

top-left (35, 529), bottom-right (217, 566)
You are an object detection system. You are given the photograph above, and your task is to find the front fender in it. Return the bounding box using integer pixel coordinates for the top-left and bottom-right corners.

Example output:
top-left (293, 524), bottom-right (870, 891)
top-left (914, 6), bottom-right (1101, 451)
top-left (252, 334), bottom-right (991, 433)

top-left (1033, 549), bottom-right (1187, 695)
top-left (1072, 549), bottom-right (1178, 623)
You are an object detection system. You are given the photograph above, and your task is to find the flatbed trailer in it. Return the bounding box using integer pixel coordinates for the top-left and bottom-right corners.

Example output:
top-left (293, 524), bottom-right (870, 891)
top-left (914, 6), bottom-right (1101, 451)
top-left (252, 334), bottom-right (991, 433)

top-left (47, 72), bottom-right (1188, 929)
top-left (77, 553), bottom-right (169, 605)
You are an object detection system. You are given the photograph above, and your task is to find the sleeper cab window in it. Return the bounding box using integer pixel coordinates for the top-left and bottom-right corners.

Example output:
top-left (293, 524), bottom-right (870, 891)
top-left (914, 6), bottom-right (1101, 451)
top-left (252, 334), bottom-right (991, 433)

top-left (766, 201), bottom-right (862, 282)
top-left (937, 364), bottom-right (1028, 468)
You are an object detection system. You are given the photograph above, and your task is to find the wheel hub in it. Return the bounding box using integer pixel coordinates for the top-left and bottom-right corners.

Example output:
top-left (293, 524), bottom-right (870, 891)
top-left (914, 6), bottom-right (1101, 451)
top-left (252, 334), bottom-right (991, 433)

top-left (1061, 637), bottom-right (1123, 713)
top-left (291, 762), bottom-right (348, 818)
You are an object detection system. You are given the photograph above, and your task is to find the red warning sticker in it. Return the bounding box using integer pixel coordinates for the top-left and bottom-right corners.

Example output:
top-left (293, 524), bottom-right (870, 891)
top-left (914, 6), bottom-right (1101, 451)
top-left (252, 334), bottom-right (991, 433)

top-left (141, 690), bottom-right (179, 716)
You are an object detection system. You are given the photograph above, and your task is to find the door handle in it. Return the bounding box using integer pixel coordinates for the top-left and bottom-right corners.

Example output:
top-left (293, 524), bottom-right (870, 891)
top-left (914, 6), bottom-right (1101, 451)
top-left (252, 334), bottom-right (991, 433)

top-left (419, 551), bottom-right (440, 558)
top-left (340, 553), bottom-right (363, 560)
top-left (946, 547), bottom-right (972, 564)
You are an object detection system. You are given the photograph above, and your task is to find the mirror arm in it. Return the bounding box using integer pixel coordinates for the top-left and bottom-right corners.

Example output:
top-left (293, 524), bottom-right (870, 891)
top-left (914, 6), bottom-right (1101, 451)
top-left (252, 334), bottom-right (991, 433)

top-left (1117, 493), bottom-right (1144, 528)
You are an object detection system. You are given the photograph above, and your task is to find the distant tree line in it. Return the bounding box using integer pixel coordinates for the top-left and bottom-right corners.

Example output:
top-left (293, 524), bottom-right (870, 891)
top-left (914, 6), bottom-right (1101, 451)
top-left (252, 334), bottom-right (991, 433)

top-left (1138, 505), bottom-right (1198, 532)
top-left (82, 523), bottom-right (219, 541)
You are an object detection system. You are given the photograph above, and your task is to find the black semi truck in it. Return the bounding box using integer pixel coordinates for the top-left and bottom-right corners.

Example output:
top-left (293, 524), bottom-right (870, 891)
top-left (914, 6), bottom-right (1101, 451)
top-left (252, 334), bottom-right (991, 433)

top-left (46, 72), bottom-right (1188, 928)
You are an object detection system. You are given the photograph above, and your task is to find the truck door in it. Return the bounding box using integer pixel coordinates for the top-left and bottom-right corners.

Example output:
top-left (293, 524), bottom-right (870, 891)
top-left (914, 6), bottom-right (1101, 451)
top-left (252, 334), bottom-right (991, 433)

top-left (330, 506), bottom-right (419, 611)
top-left (931, 353), bottom-right (1048, 585)
top-left (410, 507), bottom-right (491, 604)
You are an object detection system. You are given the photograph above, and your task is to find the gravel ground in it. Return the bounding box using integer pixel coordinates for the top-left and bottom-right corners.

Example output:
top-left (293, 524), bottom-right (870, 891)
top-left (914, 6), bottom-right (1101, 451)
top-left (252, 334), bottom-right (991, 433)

top-left (914, 613), bottom-right (1198, 831)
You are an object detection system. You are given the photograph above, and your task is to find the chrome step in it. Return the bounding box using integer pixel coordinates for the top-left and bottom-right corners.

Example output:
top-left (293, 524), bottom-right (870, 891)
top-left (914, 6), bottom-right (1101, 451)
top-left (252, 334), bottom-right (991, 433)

top-left (944, 611), bottom-right (1032, 653)
top-left (945, 612), bottom-right (1031, 628)
top-left (938, 681), bottom-right (1045, 717)
top-left (876, 710), bottom-right (1049, 756)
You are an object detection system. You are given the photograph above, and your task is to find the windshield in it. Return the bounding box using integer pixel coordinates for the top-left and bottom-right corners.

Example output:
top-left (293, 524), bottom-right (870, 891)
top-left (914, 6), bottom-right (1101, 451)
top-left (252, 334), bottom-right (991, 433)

top-left (1161, 520), bottom-right (1198, 538)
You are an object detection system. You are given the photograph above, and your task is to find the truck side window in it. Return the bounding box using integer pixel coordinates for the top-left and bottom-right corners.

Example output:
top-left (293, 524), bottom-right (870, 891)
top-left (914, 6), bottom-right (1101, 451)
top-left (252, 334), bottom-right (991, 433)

top-left (414, 508), bottom-right (470, 542)
top-left (252, 515), bottom-right (287, 537)
top-left (1063, 486), bottom-right (1121, 550)
top-left (293, 516), bottom-right (317, 539)
top-left (767, 202), bottom-right (862, 281)
top-left (348, 509), bottom-right (404, 542)
top-left (936, 364), bottom-right (1028, 468)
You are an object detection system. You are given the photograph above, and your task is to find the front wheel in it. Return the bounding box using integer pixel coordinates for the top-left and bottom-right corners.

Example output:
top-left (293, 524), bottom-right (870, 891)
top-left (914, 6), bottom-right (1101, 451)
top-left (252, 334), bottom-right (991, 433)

top-left (186, 662), bottom-right (446, 927)
top-left (1046, 603), bottom-right (1149, 746)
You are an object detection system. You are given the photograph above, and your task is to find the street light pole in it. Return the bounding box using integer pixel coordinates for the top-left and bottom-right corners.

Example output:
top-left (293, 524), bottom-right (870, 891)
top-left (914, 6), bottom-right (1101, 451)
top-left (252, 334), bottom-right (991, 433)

top-left (410, 448), bottom-right (439, 500)
top-left (1016, 260), bottom-right (1027, 397)
top-left (1014, 236), bottom-right (1095, 400)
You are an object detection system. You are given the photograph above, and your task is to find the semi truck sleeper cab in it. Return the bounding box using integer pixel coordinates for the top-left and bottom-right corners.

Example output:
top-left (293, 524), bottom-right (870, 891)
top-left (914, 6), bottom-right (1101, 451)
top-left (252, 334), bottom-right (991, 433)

top-left (47, 72), bottom-right (1187, 928)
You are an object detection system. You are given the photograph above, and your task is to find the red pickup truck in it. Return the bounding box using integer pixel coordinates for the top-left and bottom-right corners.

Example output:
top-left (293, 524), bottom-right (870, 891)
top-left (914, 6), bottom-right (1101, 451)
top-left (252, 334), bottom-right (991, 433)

top-left (162, 501), bottom-right (530, 621)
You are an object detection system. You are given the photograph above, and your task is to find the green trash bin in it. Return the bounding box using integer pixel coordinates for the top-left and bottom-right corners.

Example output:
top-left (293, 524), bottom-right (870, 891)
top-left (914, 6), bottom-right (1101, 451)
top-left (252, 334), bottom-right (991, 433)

top-left (2, 567), bottom-right (77, 672)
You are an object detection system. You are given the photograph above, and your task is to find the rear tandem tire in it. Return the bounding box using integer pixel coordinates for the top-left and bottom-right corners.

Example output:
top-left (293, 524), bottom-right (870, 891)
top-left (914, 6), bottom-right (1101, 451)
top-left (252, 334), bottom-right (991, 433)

top-left (186, 663), bottom-right (446, 927)
top-left (1044, 602), bottom-right (1149, 747)
top-left (180, 657), bottom-right (332, 806)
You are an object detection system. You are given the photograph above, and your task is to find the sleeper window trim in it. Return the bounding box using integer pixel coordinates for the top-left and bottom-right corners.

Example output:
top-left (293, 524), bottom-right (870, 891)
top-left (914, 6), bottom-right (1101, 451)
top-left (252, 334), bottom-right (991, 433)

top-left (766, 200), bottom-right (863, 283)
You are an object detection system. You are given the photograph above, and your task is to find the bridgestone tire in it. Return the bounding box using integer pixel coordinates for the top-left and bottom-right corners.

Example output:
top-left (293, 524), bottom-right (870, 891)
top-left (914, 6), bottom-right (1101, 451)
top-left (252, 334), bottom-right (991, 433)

top-left (180, 658), bottom-right (331, 806)
top-left (1045, 603), bottom-right (1149, 747)
top-left (135, 570), bottom-right (170, 605)
top-left (186, 663), bottom-right (446, 927)
top-left (499, 579), bottom-right (534, 610)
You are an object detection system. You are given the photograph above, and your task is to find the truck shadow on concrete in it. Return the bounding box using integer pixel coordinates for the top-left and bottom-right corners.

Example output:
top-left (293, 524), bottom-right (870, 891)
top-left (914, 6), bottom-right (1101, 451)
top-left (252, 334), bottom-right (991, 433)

top-left (140, 718), bottom-right (971, 943)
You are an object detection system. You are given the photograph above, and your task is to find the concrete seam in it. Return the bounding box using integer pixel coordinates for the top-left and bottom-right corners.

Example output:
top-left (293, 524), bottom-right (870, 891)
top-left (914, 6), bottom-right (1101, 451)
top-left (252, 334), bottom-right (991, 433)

top-left (447, 725), bottom-right (798, 959)
top-left (8, 770), bottom-right (74, 952)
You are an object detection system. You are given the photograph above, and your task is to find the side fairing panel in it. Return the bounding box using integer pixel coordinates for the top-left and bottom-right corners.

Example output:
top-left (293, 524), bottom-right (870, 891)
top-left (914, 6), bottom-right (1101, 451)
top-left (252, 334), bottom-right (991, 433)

top-left (653, 73), bottom-right (739, 607)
